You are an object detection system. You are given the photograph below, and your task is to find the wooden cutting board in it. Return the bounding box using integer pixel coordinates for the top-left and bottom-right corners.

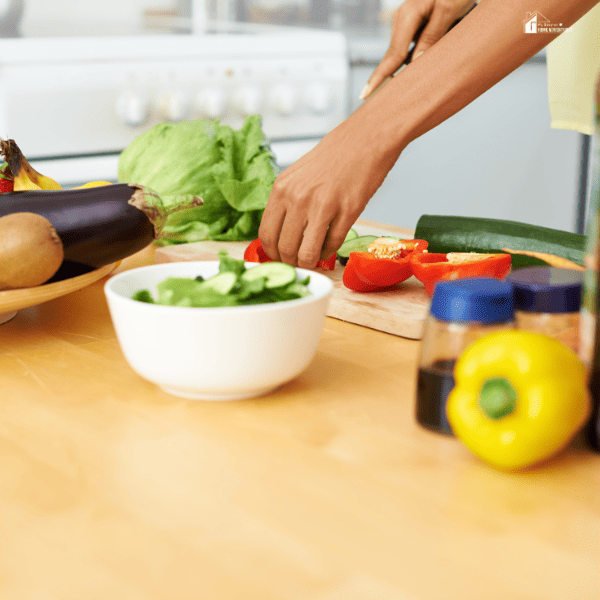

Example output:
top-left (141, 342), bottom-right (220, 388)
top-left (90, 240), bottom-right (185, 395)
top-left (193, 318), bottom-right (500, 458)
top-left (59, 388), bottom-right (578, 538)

top-left (154, 219), bottom-right (430, 339)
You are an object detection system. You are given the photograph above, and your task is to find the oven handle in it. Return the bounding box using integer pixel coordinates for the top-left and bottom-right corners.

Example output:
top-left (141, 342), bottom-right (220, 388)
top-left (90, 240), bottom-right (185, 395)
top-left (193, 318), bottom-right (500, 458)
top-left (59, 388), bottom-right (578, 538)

top-left (31, 154), bottom-right (121, 188)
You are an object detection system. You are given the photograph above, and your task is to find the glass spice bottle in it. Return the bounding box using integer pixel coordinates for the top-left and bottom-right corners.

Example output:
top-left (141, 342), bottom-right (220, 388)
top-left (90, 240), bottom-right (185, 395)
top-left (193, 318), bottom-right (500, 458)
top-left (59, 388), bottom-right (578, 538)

top-left (506, 266), bottom-right (583, 354)
top-left (415, 277), bottom-right (515, 435)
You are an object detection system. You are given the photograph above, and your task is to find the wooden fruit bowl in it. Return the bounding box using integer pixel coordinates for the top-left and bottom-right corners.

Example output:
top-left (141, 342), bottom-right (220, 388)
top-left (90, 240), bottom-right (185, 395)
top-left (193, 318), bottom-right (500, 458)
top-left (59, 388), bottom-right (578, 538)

top-left (0, 261), bottom-right (118, 324)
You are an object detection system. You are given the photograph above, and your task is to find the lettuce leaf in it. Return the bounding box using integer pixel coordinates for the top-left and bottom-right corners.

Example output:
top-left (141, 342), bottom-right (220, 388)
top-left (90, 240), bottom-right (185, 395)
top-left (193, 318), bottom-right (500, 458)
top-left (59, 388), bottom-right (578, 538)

top-left (118, 116), bottom-right (278, 245)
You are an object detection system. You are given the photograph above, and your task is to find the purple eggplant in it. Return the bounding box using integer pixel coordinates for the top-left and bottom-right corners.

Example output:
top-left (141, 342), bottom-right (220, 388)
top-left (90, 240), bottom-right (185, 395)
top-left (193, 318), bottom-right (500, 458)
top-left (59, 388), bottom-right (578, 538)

top-left (0, 183), bottom-right (167, 269)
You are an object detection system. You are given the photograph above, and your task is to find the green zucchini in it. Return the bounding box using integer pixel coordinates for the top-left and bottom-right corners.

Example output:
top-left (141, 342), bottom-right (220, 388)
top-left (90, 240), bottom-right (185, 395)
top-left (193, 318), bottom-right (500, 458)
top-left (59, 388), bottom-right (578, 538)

top-left (414, 215), bottom-right (586, 269)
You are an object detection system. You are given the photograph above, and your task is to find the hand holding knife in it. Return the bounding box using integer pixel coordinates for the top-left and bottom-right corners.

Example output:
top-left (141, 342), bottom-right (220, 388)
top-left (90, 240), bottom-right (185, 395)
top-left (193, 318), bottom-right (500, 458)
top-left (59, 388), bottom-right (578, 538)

top-left (360, 1), bottom-right (478, 101)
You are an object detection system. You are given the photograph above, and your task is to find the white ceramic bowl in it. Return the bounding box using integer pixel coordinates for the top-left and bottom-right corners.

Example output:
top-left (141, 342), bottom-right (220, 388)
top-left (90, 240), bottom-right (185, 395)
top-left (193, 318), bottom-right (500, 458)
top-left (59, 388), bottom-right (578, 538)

top-left (104, 261), bottom-right (333, 400)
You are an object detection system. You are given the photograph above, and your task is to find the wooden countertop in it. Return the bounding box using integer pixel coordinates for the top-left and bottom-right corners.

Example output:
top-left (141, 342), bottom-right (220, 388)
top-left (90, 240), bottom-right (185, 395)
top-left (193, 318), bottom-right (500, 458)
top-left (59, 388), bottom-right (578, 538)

top-left (1, 243), bottom-right (599, 600)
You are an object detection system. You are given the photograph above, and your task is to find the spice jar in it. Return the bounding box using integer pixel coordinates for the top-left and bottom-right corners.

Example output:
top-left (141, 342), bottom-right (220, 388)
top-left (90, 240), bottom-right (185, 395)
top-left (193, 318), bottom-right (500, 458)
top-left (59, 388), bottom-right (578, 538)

top-left (505, 267), bottom-right (583, 354)
top-left (416, 277), bottom-right (515, 435)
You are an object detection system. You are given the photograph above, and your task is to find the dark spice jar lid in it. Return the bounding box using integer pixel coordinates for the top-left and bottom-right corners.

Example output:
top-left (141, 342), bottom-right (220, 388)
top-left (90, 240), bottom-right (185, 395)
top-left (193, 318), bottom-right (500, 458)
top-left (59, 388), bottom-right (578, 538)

top-left (505, 266), bottom-right (583, 313)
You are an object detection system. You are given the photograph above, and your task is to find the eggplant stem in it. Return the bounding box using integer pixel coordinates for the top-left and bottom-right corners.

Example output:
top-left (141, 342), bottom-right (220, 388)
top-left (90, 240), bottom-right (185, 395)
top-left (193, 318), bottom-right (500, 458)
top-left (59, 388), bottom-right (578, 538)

top-left (127, 184), bottom-right (204, 238)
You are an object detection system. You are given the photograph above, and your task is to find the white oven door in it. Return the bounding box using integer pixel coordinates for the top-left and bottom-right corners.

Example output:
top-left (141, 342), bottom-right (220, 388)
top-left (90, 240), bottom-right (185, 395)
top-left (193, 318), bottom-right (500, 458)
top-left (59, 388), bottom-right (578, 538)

top-left (30, 139), bottom-right (320, 188)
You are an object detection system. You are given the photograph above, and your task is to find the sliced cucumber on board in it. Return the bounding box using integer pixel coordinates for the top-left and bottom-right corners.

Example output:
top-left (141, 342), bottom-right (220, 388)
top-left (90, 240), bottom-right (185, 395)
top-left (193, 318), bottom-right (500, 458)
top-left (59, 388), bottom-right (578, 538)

top-left (344, 228), bottom-right (359, 242)
top-left (414, 215), bottom-right (586, 269)
top-left (336, 235), bottom-right (398, 266)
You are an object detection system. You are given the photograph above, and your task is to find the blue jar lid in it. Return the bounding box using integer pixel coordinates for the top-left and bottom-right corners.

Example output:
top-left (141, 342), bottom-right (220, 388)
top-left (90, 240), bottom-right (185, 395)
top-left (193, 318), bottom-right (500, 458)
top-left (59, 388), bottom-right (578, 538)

top-left (505, 267), bottom-right (583, 313)
top-left (430, 278), bottom-right (515, 324)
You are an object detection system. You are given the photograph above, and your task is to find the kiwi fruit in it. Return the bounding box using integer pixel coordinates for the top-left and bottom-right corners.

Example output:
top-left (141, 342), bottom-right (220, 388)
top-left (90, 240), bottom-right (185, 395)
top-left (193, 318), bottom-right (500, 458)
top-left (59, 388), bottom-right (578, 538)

top-left (0, 212), bottom-right (64, 290)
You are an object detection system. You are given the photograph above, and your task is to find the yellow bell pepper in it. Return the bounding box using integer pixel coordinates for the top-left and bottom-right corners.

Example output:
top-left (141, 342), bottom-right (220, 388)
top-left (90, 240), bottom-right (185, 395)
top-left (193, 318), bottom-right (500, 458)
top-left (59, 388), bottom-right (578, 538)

top-left (446, 329), bottom-right (590, 471)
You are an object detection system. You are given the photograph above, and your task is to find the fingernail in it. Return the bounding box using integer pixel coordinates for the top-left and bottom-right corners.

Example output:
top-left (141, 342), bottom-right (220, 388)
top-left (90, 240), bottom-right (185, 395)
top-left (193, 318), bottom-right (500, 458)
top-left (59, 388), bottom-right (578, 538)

top-left (359, 84), bottom-right (371, 100)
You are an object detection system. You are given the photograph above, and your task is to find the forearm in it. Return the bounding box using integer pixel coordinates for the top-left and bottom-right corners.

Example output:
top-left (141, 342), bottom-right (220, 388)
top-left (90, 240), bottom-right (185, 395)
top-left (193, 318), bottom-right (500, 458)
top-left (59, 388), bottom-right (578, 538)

top-left (356, 0), bottom-right (600, 156)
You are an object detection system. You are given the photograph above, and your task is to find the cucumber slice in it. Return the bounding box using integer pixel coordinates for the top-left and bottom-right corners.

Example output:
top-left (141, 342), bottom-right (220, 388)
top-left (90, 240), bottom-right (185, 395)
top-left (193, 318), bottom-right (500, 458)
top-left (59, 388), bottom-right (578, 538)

top-left (336, 235), bottom-right (385, 266)
top-left (241, 262), bottom-right (297, 289)
top-left (344, 228), bottom-right (359, 243)
top-left (337, 235), bottom-right (379, 257)
top-left (201, 272), bottom-right (237, 294)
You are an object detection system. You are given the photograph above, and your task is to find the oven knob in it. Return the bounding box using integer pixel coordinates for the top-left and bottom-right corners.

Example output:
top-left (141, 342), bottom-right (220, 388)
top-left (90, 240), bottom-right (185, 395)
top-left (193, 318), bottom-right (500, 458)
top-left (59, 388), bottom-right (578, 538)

top-left (268, 85), bottom-right (297, 116)
top-left (195, 88), bottom-right (227, 119)
top-left (233, 86), bottom-right (262, 116)
top-left (304, 83), bottom-right (331, 114)
top-left (115, 91), bottom-right (150, 127)
top-left (158, 91), bottom-right (189, 122)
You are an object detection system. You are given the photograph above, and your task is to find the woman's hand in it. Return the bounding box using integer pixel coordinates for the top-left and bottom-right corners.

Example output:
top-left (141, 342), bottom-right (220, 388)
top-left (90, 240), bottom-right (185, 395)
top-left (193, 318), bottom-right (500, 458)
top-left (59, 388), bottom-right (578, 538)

top-left (360, 0), bottom-right (476, 100)
top-left (258, 110), bottom-right (403, 269)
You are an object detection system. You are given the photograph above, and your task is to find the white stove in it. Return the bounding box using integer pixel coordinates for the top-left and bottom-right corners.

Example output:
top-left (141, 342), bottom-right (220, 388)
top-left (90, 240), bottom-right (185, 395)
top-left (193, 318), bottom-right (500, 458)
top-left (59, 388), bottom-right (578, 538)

top-left (0, 21), bottom-right (349, 185)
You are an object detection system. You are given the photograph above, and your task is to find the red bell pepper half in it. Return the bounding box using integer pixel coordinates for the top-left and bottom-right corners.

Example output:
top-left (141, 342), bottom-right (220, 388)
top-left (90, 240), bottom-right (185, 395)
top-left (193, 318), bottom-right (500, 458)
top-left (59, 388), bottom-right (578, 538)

top-left (342, 238), bottom-right (429, 292)
top-left (387, 238), bottom-right (429, 258)
top-left (243, 238), bottom-right (336, 270)
top-left (410, 252), bottom-right (512, 296)
top-left (244, 238), bottom-right (272, 263)
top-left (343, 251), bottom-right (413, 292)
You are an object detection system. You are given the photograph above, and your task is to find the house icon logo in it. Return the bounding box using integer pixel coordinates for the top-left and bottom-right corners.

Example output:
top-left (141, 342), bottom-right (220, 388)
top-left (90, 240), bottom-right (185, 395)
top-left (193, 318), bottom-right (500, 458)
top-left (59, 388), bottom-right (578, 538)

top-left (523, 11), bottom-right (550, 33)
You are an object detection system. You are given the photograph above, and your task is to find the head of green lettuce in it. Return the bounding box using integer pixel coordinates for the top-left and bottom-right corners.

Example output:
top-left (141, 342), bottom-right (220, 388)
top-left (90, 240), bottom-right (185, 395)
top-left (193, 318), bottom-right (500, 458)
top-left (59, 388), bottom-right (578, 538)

top-left (118, 115), bottom-right (279, 245)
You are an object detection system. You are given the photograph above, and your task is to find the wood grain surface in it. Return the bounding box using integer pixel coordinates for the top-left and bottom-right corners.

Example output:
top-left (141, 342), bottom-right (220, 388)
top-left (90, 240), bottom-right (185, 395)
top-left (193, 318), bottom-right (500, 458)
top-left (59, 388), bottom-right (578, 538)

top-left (155, 219), bottom-right (431, 339)
top-left (0, 243), bottom-right (598, 600)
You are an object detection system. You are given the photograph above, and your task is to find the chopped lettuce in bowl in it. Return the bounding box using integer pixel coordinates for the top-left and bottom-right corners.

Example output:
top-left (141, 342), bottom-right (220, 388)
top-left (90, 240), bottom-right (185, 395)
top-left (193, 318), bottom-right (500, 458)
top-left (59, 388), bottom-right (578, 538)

top-left (132, 251), bottom-right (311, 308)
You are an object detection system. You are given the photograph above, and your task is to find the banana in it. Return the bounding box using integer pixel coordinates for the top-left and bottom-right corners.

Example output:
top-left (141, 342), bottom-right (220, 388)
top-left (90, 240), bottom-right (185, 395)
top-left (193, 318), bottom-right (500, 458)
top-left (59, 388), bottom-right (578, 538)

top-left (11, 163), bottom-right (43, 191)
top-left (24, 163), bottom-right (63, 191)
top-left (74, 181), bottom-right (113, 189)
top-left (0, 140), bottom-right (115, 191)
top-left (0, 138), bottom-right (62, 191)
